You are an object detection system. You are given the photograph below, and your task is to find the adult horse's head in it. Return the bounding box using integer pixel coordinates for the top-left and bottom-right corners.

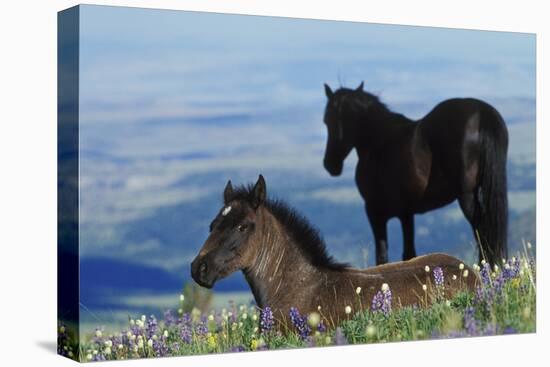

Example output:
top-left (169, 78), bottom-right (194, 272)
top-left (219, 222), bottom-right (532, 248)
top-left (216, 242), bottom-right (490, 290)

top-left (322, 82), bottom-right (366, 176)
top-left (191, 175), bottom-right (267, 288)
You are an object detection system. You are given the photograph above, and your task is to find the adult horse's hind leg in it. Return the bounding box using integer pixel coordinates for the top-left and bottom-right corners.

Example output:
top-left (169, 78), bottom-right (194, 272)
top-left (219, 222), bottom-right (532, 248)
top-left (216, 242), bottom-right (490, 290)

top-left (400, 214), bottom-right (416, 261)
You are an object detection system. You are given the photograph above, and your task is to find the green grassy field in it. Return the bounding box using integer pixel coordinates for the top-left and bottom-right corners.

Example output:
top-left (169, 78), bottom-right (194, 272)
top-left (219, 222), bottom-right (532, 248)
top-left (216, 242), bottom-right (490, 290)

top-left (58, 250), bottom-right (536, 362)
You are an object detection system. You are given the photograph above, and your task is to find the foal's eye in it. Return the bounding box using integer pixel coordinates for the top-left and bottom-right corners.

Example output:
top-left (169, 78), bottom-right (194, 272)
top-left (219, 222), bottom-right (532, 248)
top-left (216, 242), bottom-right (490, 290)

top-left (237, 224), bottom-right (248, 232)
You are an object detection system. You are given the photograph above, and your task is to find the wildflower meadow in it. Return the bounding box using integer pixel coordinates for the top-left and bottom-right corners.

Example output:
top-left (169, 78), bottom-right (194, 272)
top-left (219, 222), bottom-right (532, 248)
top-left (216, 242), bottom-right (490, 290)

top-left (58, 250), bottom-right (536, 362)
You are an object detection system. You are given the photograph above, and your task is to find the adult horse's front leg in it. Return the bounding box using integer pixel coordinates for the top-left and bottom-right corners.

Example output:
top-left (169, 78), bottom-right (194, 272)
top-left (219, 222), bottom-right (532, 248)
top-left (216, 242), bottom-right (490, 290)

top-left (367, 208), bottom-right (389, 265)
top-left (400, 214), bottom-right (416, 261)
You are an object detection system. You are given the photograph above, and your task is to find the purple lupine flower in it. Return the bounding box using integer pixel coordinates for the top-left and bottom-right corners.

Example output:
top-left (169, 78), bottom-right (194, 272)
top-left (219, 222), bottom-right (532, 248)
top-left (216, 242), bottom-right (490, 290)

top-left (371, 285), bottom-right (392, 316)
top-left (146, 315), bottom-right (158, 339)
top-left (493, 273), bottom-right (505, 294)
top-left (153, 334), bottom-right (170, 357)
top-left (502, 258), bottom-right (521, 280)
top-left (92, 353), bottom-right (106, 362)
top-left (503, 327), bottom-right (518, 334)
top-left (334, 327), bottom-right (348, 345)
top-left (177, 312), bottom-right (193, 344)
top-left (289, 307), bottom-right (311, 340)
top-left (480, 262), bottom-right (492, 286)
top-left (482, 323), bottom-right (497, 336)
top-left (433, 267), bottom-right (444, 288)
top-left (260, 306), bottom-right (274, 334)
top-left (180, 324), bottom-right (192, 344)
top-left (164, 309), bottom-right (176, 327)
top-left (178, 312), bottom-right (192, 325)
top-left (317, 320), bottom-right (327, 333)
top-left (91, 327), bottom-right (106, 345)
top-left (195, 319), bottom-right (208, 337)
top-left (230, 345), bottom-right (246, 352)
top-left (109, 334), bottom-right (123, 353)
top-left (463, 306), bottom-right (479, 336)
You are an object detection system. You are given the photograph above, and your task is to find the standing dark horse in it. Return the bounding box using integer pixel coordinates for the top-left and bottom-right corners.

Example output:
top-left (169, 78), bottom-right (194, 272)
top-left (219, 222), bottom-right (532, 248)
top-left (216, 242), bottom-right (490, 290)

top-left (322, 83), bottom-right (508, 266)
top-left (191, 175), bottom-right (477, 330)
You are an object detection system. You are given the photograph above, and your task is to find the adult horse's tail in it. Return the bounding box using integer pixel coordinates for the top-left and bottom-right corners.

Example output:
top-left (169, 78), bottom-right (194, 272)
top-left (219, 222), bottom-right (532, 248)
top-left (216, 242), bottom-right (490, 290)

top-left (477, 105), bottom-right (509, 265)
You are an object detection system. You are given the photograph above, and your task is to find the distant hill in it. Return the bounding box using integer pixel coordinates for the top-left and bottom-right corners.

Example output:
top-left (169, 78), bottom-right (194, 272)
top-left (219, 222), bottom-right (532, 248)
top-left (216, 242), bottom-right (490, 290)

top-left (79, 257), bottom-right (249, 309)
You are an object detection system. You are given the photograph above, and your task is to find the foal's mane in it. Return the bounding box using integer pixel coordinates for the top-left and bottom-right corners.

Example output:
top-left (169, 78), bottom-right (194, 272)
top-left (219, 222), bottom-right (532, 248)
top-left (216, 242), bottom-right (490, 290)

top-left (228, 185), bottom-right (349, 271)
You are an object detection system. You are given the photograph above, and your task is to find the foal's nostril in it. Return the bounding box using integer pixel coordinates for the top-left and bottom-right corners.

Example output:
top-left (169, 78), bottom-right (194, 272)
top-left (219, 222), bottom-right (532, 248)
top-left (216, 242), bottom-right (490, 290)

top-left (199, 262), bottom-right (207, 275)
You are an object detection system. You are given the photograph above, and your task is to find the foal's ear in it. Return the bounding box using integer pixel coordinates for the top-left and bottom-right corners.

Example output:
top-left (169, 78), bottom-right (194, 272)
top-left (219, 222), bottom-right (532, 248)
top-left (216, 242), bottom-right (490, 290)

top-left (356, 81), bottom-right (364, 92)
top-left (324, 83), bottom-right (333, 98)
top-left (223, 180), bottom-right (234, 204)
top-left (251, 174), bottom-right (266, 209)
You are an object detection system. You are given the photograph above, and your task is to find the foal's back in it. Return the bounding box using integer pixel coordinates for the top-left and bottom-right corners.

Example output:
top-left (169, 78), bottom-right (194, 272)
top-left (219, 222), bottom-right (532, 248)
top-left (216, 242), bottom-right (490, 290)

top-left (343, 253), bottom-right (477, 307)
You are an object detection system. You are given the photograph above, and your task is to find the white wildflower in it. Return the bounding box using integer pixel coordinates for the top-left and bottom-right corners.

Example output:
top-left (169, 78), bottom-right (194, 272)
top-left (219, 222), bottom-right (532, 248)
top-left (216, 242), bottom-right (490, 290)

top-left (424, 265), bottom-right (430, 273)
top-left (459, 263), bottom-right (465, 270)
top-left (422, 284), bottom-right (427, 291)
top-left (366, 325), bottom-right (377, 337)
top-left (381, 283), bottom-right (389, 292)
top-left (307, 312), bottom-right (321, 328)
top-left (345, 305), bottom-right (352, 315)
top-left (356, 286), bottom-right (362, 294)
top-left (463, 269), bottom-right (469, 278)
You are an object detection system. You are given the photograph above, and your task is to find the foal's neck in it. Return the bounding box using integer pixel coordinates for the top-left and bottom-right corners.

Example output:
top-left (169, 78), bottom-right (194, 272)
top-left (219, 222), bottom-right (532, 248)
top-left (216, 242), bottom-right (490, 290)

top-left (242, 209), bottom-right (318, 308)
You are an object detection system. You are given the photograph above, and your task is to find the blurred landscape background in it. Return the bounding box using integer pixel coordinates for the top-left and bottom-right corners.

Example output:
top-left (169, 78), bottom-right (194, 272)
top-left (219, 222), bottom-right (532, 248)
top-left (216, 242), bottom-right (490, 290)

top-left (76, 5), bottom-right (535, 333)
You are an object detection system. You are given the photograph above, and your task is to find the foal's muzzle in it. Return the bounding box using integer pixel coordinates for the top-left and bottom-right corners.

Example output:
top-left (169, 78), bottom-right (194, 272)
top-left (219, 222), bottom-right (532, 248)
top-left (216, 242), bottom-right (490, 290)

top-left (191, 256), bottom-right (216, 289)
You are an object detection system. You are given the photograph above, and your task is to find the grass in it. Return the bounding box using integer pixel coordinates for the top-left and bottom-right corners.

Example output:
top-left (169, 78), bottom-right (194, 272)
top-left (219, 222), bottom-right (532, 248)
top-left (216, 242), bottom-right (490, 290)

top-left (57, 251), bottom-right (536, 362)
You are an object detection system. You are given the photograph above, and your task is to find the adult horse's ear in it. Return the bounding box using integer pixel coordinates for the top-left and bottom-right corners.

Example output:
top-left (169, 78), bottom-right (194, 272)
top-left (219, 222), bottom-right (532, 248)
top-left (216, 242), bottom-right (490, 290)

top-left (356, 81), bottom-right (364, 92)
top-left (324, 83), bottom-right (333, 98)
top-left (252, 174), bottom-right (266, 209)
top-left (223, 180), bottom-right (234, 204)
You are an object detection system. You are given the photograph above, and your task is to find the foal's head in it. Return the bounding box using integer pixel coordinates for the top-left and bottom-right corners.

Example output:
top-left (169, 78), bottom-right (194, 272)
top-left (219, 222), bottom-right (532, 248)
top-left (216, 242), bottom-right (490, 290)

top-left (322, 82), bottom-right (376, 176)
top-left (191, 175), bottom-right (267, 288)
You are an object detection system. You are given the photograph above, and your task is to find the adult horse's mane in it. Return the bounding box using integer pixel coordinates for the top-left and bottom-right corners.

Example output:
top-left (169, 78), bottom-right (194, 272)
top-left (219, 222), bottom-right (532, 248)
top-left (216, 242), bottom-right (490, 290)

top-left (335, 87), bottom-right (410, 126)
top-left (226, 184), bottom-right (349, 271)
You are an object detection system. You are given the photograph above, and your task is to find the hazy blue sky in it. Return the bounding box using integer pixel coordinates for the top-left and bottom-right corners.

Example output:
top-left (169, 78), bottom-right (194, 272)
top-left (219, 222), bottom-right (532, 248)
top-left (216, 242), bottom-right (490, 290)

top-left (77, 4), bottom-right (535, 270)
